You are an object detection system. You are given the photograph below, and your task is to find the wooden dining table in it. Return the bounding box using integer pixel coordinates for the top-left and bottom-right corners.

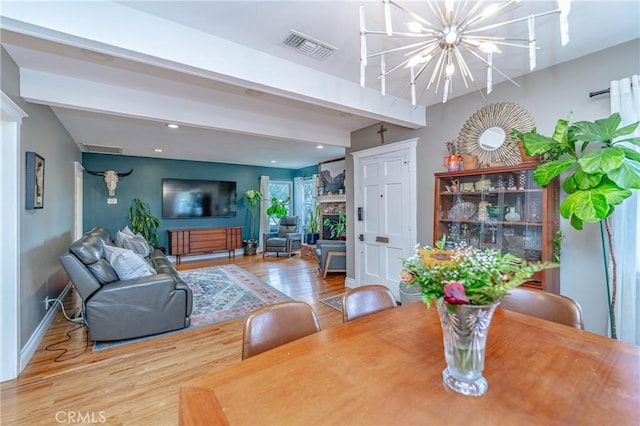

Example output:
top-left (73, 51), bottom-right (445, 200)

top-left (180, 302), bottom-right (640, 425)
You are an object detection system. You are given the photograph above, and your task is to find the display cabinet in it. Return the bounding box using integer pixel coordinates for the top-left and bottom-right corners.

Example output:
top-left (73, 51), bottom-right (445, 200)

top-left (434, 164), bottom-right (560, 293)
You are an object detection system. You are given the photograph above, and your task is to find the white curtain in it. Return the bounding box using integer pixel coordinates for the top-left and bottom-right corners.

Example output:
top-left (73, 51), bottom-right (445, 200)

top-left (609, 75), bottom-right (640, 344)
top-left (293, 177), bottom-right (304, 231)
top-left (258, 175), bottom-right (270, 253)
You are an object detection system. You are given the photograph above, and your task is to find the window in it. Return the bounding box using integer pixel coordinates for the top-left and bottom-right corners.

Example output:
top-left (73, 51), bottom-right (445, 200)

top-left (301, 178), bottom-right (315, 230)
top-left (268, 181), bottom-right (292, 227)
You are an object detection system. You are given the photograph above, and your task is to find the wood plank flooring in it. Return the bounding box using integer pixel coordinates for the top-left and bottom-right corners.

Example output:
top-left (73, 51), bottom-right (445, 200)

top-left (1, 255), bottom-right (345, 425)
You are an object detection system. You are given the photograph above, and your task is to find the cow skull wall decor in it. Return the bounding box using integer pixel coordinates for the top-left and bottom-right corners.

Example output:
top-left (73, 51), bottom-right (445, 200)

top-left (85, 168), bottom-right (133, 197)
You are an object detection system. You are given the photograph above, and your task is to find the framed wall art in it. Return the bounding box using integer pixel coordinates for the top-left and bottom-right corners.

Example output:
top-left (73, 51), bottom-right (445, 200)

top-left (318, 158), bottom-right (346, 196)
top-left (26, 151), bottom-right (45, 209)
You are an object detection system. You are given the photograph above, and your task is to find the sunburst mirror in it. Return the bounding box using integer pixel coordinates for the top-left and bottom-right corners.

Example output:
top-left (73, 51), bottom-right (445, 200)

top-left (458, 102), bottom-right (534, 166)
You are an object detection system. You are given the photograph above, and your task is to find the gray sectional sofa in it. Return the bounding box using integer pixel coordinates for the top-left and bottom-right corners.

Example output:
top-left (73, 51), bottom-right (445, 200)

top-left (59, 227), bottom-right (192, 341)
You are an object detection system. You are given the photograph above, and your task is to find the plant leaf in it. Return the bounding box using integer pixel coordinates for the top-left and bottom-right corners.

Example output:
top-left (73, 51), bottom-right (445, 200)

top-left (521, 133), bottom-right (557, 156)
top-left (566, 168), bottom-right (603, 190)
top-left (613, 136), bottom-right (640, 148)
top-left (607, 158), bottom-right (640, 189)
top-left (613, 120), bottom-right (639, 138)
top-left (532, 158), bottom-right (575, 186)
top-left (619, 146), bottom-right (640, 162)
top-left (578, 147), bottom-right (625, 174)
top-left (571, 120), bottom-right (609, 143)
top-left (569, 214), bottom-right (583, 231)
top-left (561, 191), bottom-right (611, 222)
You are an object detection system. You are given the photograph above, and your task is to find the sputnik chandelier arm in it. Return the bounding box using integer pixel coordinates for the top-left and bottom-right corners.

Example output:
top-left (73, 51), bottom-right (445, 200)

top-left (359, 0), bottom-right (571, 105)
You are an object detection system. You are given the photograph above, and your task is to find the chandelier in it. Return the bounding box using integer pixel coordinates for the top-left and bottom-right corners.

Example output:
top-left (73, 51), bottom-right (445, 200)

top-left (359, 0), bottom-right (571, 104)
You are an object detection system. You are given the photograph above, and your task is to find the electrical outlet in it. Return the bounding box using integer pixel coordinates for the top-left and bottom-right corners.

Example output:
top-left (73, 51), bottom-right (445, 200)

top-left (45, 297), bottom-right (55, 310)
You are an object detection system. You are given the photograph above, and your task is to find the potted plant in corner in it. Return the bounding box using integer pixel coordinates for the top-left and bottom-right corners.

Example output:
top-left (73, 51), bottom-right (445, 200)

top-left (323, 211), bottom-right (346, 240)
top-left (243, 189), bottom-right (262, 255)
top-left (515, 113), bottom-right (640, 339)
top-left (266, 196), bottom-right (290, 229)
top-left (128, 198), bottom-right (161, 249)
top-left (306, 205), bottom-right (321, 245)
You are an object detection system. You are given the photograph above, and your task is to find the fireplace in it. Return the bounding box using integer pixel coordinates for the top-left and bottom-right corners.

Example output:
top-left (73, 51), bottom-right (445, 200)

top-left (322, 214), bottom-right (339, 240)
top-left (318, 200), bottom-right (346, 240)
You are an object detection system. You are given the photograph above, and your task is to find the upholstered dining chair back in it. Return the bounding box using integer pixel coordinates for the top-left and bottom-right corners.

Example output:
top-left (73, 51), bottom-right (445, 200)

top-left (500, 287), bottom-right (584, 329)
top-left (342, 285), bottom-right (398, 323)
top-left (242, 301), bottom-right (321, 360)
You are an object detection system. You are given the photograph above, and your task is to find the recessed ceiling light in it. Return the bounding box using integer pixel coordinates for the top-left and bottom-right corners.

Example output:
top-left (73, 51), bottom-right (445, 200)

top-left (270, 160), bottom-right (277, 164)
top-left (167, 123), bottom-right (179, 129)
top-left (154, 149), bottom-right (163, 153)
top-left (317, 145), bottom-right (324, 149)
top-left (245, 89), bottom-right (264, 97)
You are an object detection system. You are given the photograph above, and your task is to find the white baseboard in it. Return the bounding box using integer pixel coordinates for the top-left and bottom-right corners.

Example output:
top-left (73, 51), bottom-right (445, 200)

top-left (345, 277), bottom-right (356, 290)
top-left (20, 282), bottom-right (72, 372)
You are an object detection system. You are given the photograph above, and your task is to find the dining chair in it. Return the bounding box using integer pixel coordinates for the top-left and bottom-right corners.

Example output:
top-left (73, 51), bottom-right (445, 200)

top-left (342, 284), bottom-right (398, 323)
top-left (500, 287), bottom-right (584, 329)
top-left (242, 301), bottom-right (321, 360)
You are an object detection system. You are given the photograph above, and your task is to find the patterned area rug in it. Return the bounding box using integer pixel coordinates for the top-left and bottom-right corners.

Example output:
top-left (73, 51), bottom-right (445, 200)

top-left (320, 294), bottom-right (343, 312)
top-left (93, 264), bottom-right (292, 350)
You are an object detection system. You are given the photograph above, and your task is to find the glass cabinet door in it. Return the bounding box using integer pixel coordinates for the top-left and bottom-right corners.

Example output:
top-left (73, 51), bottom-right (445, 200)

top-left (434, 165), bottom-right (559, 292)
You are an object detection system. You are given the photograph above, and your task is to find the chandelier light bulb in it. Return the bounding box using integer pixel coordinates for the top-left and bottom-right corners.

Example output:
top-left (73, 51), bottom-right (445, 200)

top-left (407, 22), bottom-right (422, 33)
top-left (445, 63), bottom-right (455, 77)
top-left (444, 26), bottom-right (458, 45)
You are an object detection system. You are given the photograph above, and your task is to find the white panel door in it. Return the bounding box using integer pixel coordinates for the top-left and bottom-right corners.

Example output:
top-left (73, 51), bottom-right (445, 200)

top-left (353, 139), bottom-right (417, 300)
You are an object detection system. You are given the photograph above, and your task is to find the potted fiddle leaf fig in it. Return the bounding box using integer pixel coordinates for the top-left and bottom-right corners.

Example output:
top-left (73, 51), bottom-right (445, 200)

top-left (243, 189), bottom-right (262, 255)
top-left (514, 113), bottom-right (640, 339)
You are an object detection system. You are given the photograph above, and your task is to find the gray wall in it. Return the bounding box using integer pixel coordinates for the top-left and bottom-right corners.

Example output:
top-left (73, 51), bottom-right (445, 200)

top-left (350, 39), bottom-right (640, 336)
top-left (2, 46), bottom-right (82, 347)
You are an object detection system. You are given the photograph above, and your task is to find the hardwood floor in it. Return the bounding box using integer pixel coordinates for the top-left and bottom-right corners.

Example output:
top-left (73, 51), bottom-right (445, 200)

top-left (1, 255), bottom-right (345, 425)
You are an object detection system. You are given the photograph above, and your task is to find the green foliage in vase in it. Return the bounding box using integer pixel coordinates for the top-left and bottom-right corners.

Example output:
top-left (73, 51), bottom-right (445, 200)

top-left (400, 238), bottom-right (558, 309)
top-left (243, 189), bottom-right (262, 242)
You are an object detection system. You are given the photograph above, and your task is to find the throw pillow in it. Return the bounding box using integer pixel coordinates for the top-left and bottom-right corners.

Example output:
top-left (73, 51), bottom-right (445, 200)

top-left (114, 226), bottom-right (136, 247)
top-left (277, 225), bottom-right (297, 237)
top-left (121, 234), bottom-right (151, 257)
top-left (103, 245), bottom-right (156, 281)
top-left (121, 226), bottom-right (135, 237)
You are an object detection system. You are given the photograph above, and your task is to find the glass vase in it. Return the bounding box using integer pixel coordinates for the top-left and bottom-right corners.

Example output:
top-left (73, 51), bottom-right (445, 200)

top-left (437, 302), bottom-right (499, 396)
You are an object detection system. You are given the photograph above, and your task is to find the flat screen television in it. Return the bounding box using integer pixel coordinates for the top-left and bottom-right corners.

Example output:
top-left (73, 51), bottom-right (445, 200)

top-left (162, 178), bottom-right (237, 219)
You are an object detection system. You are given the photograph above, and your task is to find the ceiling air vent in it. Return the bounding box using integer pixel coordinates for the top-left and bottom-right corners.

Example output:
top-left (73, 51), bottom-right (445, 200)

top-left (82, 144), bottom-right (123, 155)
top-left (281, 30), bottom-right (337, 60)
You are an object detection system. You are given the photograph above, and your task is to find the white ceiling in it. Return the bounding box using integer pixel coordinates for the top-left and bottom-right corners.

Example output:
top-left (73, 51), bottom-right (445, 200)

top-left (1, 1), bottom-right (638, 169)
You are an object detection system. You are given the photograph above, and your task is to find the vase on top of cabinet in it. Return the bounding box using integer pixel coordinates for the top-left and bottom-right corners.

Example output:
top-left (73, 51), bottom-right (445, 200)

top-left (434, 163), bottom-right (560, 293)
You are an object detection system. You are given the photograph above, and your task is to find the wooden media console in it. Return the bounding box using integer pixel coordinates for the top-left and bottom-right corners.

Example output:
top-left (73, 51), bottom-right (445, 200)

top-left (168, 227), bottom-right (242, 264)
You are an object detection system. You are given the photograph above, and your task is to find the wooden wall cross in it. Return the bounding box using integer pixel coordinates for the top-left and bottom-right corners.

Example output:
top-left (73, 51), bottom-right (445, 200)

top-left (377, 124), bottom-right (387, 144)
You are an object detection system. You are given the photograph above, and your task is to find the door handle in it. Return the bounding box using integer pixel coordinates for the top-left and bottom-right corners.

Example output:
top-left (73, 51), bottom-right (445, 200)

top-left (359, 234), bottom-right (364, 241)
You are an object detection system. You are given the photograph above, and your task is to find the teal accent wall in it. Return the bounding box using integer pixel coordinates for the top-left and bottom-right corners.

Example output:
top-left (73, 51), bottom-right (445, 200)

top-left (82, 153), bottom-right (315, 249)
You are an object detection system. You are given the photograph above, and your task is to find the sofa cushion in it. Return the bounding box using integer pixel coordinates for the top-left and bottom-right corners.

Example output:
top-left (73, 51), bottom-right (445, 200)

top-left (70, 235), bottom-right (104, 265)
top-left (277, 225), bottom-right (297, 237)
top-left (103, 245), bottom-right (156, 280)
top-left (87, 258), bottom-right (119, 284)
top-left (121, 234), bottom-right (151, 257)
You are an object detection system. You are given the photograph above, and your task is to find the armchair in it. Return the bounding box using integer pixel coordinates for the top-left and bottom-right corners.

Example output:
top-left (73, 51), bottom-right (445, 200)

top-left (315, 239), bottom-right (346, 278)
top-left (263, 216), bottom-right (302, 257)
